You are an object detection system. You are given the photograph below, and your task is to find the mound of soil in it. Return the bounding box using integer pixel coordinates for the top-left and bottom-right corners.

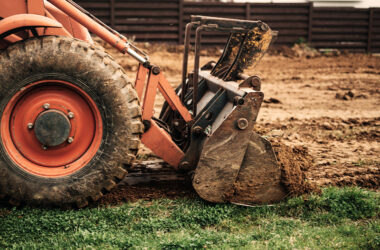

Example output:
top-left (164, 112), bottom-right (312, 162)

top-left (271, 140), bottom-right (321, 196)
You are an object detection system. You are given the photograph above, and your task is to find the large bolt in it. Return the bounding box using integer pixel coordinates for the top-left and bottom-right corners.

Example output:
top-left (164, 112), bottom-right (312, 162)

top-left (250, 76), bottom-right (261, 91)
top-left (27, 123), bottom-right (34, 129)
top-left (236, 118), bottom-right (249, 130)
top-left (234, 96), bottom-right (245, 106)
top-left (67, 137), bottom-right (74, 144)
top-left (192, 126), bottom-right (203, 135)
top-left (42, 145), bottom-right (47, 150)
top-left (68, 112), bottom-right (75, 119)
top-left (152, 66), bottom-right (161, 75)
top-left (43, 103), bottom-right (50, 110)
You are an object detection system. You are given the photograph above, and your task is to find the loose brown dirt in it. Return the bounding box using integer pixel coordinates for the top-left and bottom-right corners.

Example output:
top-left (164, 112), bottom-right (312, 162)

top-left (271, 140), bottom-right (321, 196)
top-left (97, 42), bottom-right (379, 204)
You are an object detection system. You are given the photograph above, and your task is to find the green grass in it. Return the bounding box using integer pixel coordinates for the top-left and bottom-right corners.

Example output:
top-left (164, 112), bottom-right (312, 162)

top-left (0, 187), bottom-right (379, 249)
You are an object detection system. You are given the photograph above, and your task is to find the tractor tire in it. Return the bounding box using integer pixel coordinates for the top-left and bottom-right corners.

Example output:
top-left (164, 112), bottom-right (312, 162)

top-left (0, 36), bottom-right (143, 207)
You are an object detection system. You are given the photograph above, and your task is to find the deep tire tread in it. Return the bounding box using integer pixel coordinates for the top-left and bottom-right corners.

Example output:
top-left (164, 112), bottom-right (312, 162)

top-left (0, 36), bottom-right (142, 207)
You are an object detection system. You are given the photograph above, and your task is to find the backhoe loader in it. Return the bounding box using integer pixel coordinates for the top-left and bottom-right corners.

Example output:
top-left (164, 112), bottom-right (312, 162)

top-left (0, 0), bottom-right (286, 207)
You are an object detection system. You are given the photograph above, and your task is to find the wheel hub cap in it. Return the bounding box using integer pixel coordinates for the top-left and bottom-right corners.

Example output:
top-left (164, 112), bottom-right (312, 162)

top-left (34, 110), bottom-right (71, 147)
top-left (0, 79), bottom-right (103, 177)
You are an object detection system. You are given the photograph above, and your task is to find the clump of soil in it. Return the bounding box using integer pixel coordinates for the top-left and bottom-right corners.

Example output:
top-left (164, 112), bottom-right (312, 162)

top-left (271, 140), bottom-right (321, 196)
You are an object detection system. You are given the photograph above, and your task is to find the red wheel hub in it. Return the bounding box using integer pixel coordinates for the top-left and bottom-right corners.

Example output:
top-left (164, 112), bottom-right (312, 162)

top-left (0, 80), bottom-right (103, 177)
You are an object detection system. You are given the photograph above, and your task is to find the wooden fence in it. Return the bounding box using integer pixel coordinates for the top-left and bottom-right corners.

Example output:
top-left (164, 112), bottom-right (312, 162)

top-left (75, 0), bottom-right (380, 53)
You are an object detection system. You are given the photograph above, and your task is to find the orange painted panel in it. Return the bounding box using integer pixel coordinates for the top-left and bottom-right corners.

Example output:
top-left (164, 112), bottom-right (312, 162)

top-left (141, 121), bottom-right (184, 168)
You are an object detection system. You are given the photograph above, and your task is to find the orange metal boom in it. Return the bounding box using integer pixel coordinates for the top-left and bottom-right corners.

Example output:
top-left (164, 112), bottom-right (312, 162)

top-left (46, 0), bottom-right (193, 167)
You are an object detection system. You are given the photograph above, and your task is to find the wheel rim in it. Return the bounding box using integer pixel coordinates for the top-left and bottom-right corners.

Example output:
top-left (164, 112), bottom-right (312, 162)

top-left (0, 80), bottom-right (103, 178)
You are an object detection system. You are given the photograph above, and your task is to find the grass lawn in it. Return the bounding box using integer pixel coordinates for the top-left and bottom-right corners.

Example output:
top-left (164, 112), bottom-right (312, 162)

top-left (0, 187), bottom-right (379, 249)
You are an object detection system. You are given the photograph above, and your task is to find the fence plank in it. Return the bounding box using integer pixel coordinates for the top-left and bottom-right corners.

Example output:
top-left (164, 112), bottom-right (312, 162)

top-left (115, 3), bottom-right (178, 9)
top-left (368, 8), bottom-right (374, 52)
top-left (245, 3), bottom-right (251, 20)
top-left (72, 1), bottom-right (375, 52)
top-left (110, 0), bottom-right (115, 28)
top-left (313, 27), bottom-right (368, 34)
top-left (308, 3), bottom-right (313, 43)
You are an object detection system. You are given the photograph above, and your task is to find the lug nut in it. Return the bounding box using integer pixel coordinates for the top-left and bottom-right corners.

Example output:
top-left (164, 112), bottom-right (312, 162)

top-left (67, 137), bottom-right (74, 144)
top-left (43, 103), bottom-right (50, 110)
top-left (27, 123), bottom-right (34, 129)
top-left (237, 118), bottom-right (249, 130)
top-left (68, 112), bottom-right (75, 119)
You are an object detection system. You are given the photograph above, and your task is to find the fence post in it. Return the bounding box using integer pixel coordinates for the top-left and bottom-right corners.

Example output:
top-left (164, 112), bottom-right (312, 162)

top-left (110, 0), bottom-right (115, 28)
top-left (245, 3), bottom-right (251, 20)
top-left (178, 0), bottom-right (184, 44)
top-left (308, 2), bottom-right (313, 44)
top-left (367, 8), bottom-right (374, 53)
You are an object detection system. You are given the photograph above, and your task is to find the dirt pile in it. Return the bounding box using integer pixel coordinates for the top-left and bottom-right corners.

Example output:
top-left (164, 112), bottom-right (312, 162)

top-left (271, 140), bottom-right (321, 196)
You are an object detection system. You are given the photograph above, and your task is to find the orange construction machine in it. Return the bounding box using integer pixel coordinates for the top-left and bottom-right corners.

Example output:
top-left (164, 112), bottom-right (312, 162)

top-left (0, 0), bottom-right (286, 207)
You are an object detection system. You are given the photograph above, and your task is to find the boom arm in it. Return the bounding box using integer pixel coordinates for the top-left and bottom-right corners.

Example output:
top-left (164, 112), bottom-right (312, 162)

top-left (47, 0), bottom-right (196, 167)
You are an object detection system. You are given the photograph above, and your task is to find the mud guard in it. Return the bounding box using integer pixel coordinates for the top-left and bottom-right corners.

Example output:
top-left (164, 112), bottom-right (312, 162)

top-left (0, 14), bottom-right (63, 39)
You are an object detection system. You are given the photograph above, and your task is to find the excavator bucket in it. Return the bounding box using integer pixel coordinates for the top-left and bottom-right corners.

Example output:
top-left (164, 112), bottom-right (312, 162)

top-left (172, 16), bottom-right (287, 205)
